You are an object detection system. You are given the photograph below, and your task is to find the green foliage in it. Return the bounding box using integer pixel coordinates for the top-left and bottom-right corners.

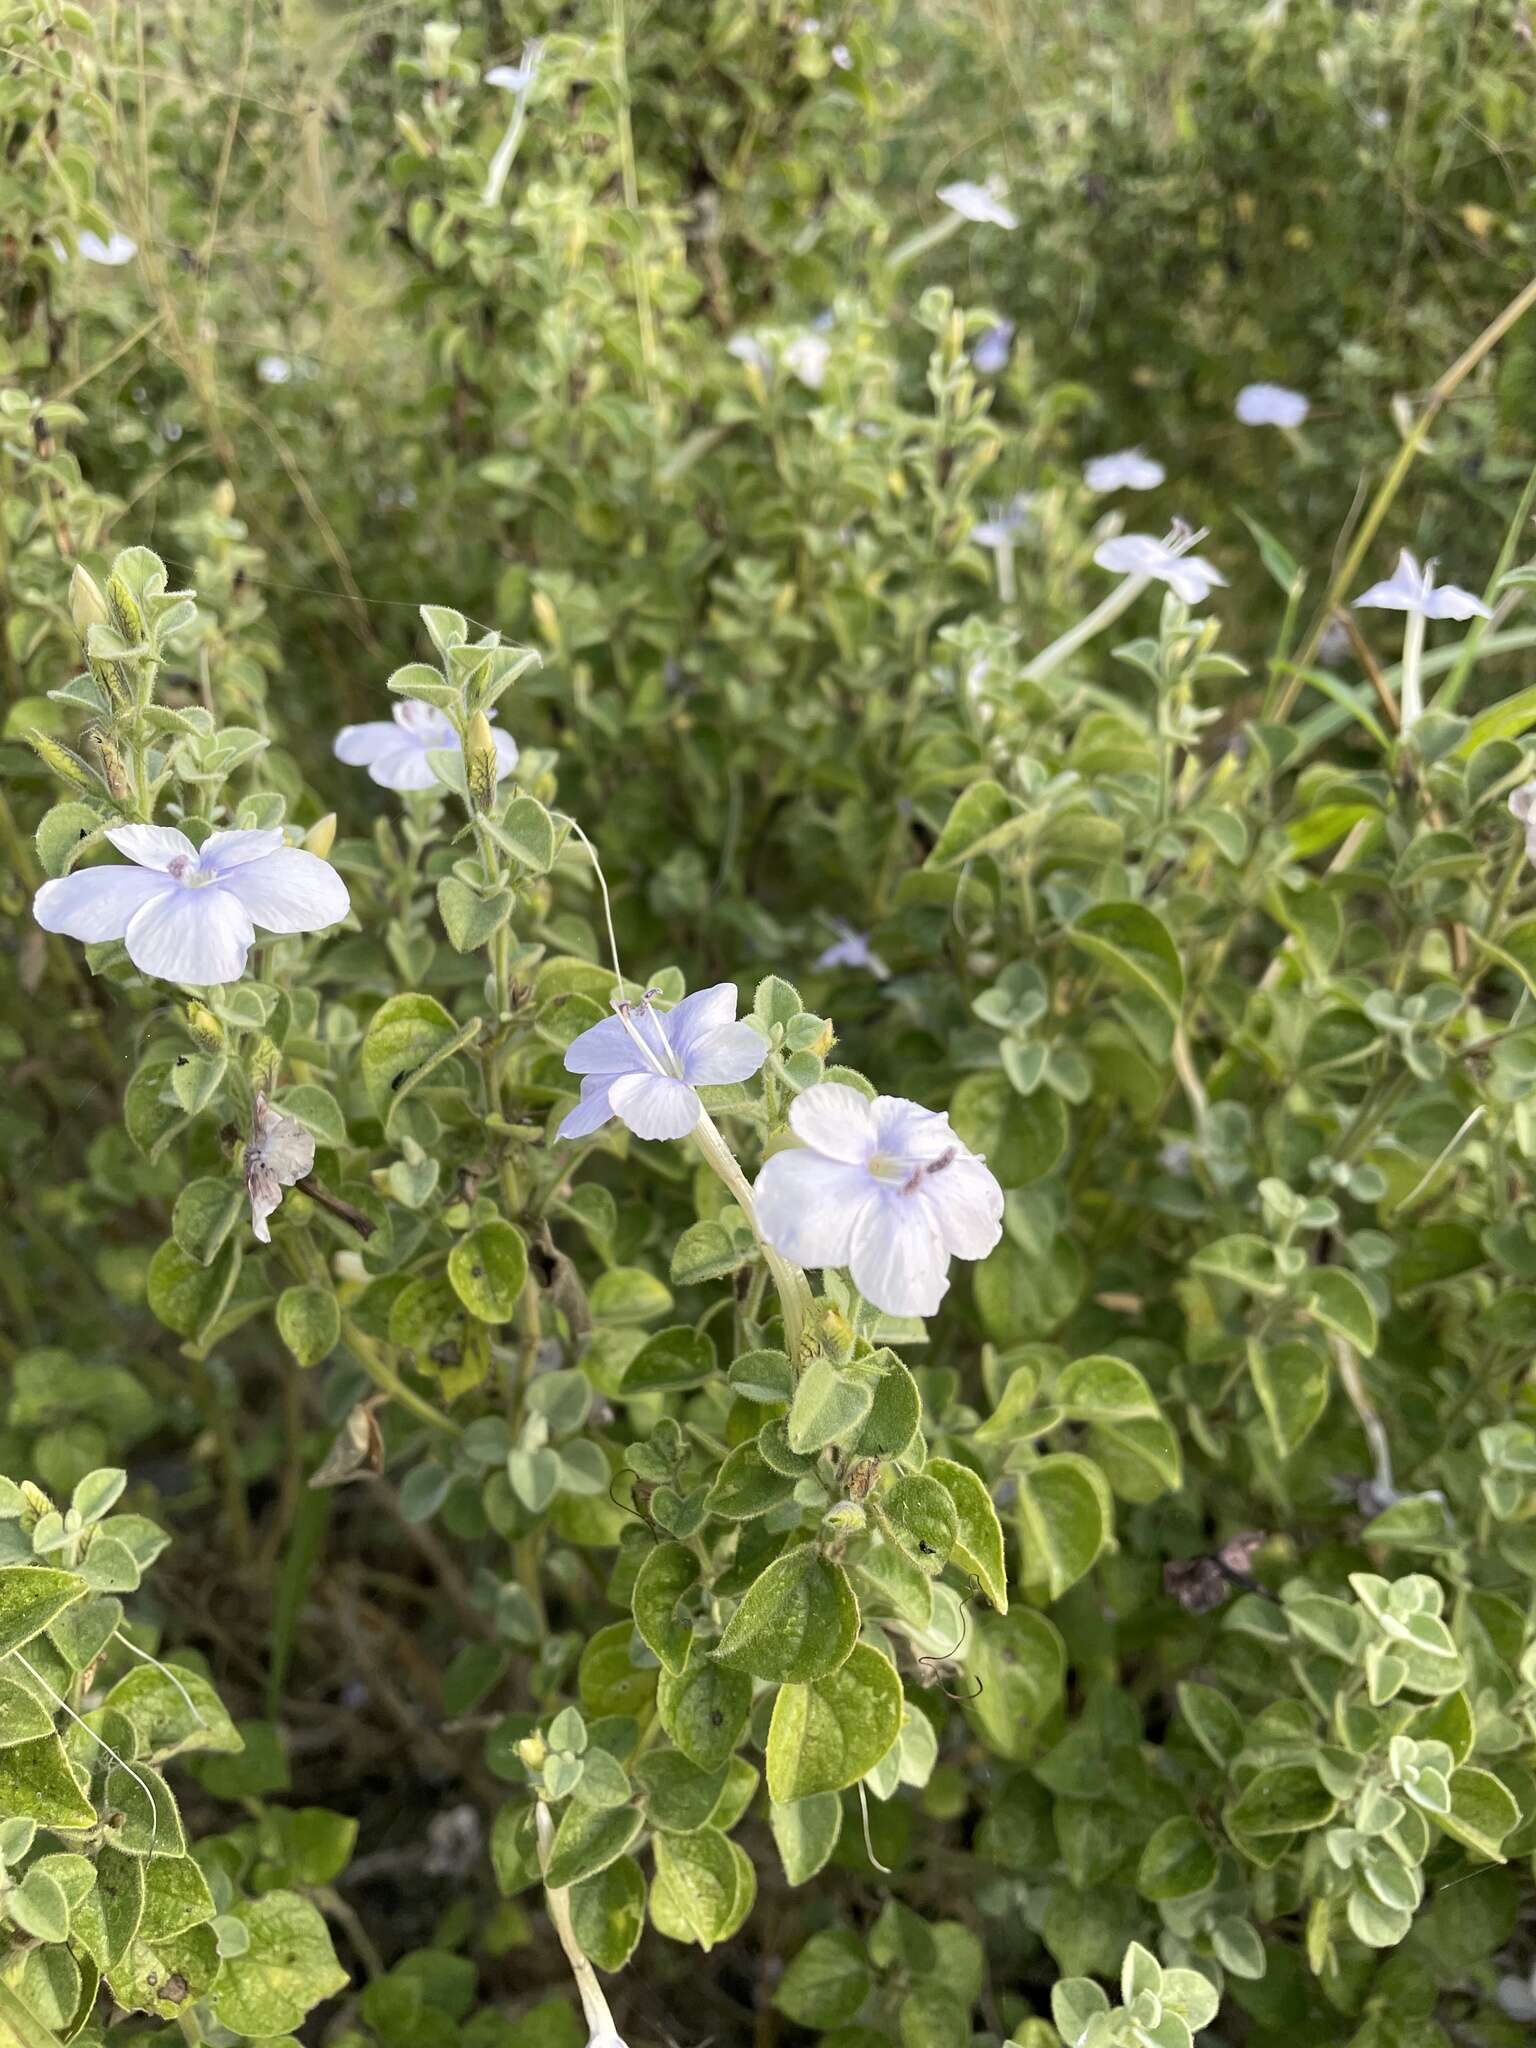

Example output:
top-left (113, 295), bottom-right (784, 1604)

top-left (6, 1), bottom-right (1536, 2042)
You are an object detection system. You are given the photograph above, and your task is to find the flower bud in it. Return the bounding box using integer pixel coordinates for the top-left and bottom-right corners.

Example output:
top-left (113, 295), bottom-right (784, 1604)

top-left (516, 1733), bottom-right (549, 1772)
top-left (69, 565), bottom-right (112, 637)
top-left (465, 711), bottom-right (499, 814)
top-left (303, 811), bottom-right (337, 859)
top-left (94, 733), bottom-right (132, 804)
top-left (247, 1035), bottom-right (281, 1093)
top-left (26, 729), bottom-right (96, 794)
top-left (105, 570), bottom-right (145, 646)
top-left (185, 1001), bottom-right (226, 1054)
top-left (213, 479), bottom-right (237, 519)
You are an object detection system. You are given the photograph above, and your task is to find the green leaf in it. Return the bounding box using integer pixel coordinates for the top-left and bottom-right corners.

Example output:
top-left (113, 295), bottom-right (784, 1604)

top-left (925, 781), bottom-right (1026, 868)
top-left (544, 1800), bottom-right (644, 1889)
top-left (570, 1856), bottom-right (646, 1972)
top-left (656, 1649), bottom-right (751, 1772)
top-left (948, 1072), bottom-right (1068, 1187)
top-left (436, 875), bottom-right (516, 952)
top-left (766, 1642), bottom-right (903, 1801)
top-left (360, 993), bottom-right (462, 1116)
top-left (211, 1890), bottom-right (348, 2037)
top-left (0, 1678), bottom-right (57, 1748)
top-left (1137, 1815), bottom-right (1218, 1901)
top-left (631, 1543), bottom-right (700, 1677)
top-left (633, 1750), bottom-right (728, 1834)
top-left (651, 1828), bottom-right (747, 1951)
top-left (72, 1846), bottom-right (146, 1969)
top-left (775, 1929), bottom-right (871, 2027)
top-left (447, 1220), bottom-right (529, 1323)
top-left (882, 1475), bottom-right (958, 1575)
top-left (1054, 1354), bottom-right (1159, 1421)
top-left (10, 1867), bottom-right (70, 1942)
top-left (1249, 1340), bottom-right (1330, 1456)
top-left (172, 1178), bottom-right (245, 1266)
top-left (1069, 901), bottom-right (1184, 1020)
top-left (0, 1734), bottom-right (96, 1829)
top-left (1177, 1682), bottom-right (1245, 1767)
top-left (100, 1663), bottom-right (242, 1760)
top-left (1430, 1765), bottom-right (1519, 1861)
top-left (1015, 1453), bottom-right (1112, 1602)
top-left (707, 1443), bottom-right (796, 1521)
top-left (1225, 1762), bottom-right (1336, 1841)
top-left (769, 1792), bottom-right (843, 1885)
top-left (787, 1356), bottom-right (875, 1454)
top-left (138, 1852), bottom-right (216, 1941)
top-left (1303, 1268), bottom-right (1378, 1354)
top-left (0, 1566), bottom-right (89, 1655)
top-left (925, 1459), bottom-right (1008, 1614)
top-left (716, 1545), bottom-right (858, 1683)
top-left (498, 795), bottom-right (557, 872)
top-left (619, 1326), bottom-right (715, 1395)
top-left (276, 1284), bottom-right (340, 1368)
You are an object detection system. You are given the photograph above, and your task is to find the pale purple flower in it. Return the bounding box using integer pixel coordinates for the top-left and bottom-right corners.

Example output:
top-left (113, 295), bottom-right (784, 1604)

top-left (244, 1092), bottom-right (315, 1244)
top-left (334, 700), bottom-right (518, 793)
top-left (1353, 549), bottom-right (1491, 622)
top-left (257, 354), bottom-right (293, 385)
top-left (972, 320), bottom-right (1015, 374)
top-left (486, 44), bottom-right (541, 93)
top-left (938, 181), bottom-right (1018, 231)
top-left (1084, 447), bottom-right (1166, 493)
top-left (1235, 383), bottom-right (1309, 428)
top-left (754, 1083), bottom-right (1004, 1318)
top-left (1093, 530), bottom-right (1226, 605)
top-left (1508, 780), bottom-right (1536, 863)
top-left (831, 43), bottom-right (851, 68)
top-left (782, 332), bottom-right (831, 391)
top-left (557, 986), bottom-right (768, 1142)
top-left (815, 921), bottom-right (889, 979)
top-left (33, 825), bottom-right (349, 986)
top-left (727, 333), bottom-right (773, 374)
top-left (971, 496), bottom-right (1034, 548)
top-left (77, 230), bottom-right (138, 266)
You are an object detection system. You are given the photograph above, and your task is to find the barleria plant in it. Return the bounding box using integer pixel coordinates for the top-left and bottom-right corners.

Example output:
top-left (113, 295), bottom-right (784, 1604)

top-left (11, 4), bottom-right (1536, 2046)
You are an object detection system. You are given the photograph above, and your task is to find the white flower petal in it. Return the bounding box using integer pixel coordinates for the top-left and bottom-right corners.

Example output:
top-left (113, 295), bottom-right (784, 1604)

top-left (1508, 780), bottom-right (1536, 824)
top-left (492, 728), bottom-right (520, 779)
top-left (938, 181), bottom-right (1018, 230)
top-left (33, 865), bottom-right (172, 943)
top-left (849, 1191), bottom-right (950, 1317)
top-left (1235, 382), bottom-right (1309, 428)
top-left (104, 823), bottom-right (198, 870)
top-left (78, 230), bottom-right (137, 266)
top-left (564, 1013), bottom-right (656, 1079)
top-left (1165, 555), bottom-right (1226, 603)
top-left (871, 1097), bottom-right (955, 1162)
top-left (661, 985), bottom-right (740, 1064)
top-left (198, 828), bottom-right (286, 873)
top-left (1084, 448), bottom-right (1165, 493)
top-left (1094, 534), bottom-right (1169, 580)
top-left (607, 1072), bottom-right (702, 1140)
top-left (219, 849), bottom-right (350, 934)
top-left (754, 1150), bottom-right (872, 1269)
top-left (335, 721), bottom-right (406, 766)
top-left (683, 1022), bottom-right (769, 1086)
top-left (1421, 583), bottom-right (1492, 622)
top-left (921, 1154), bottom-right (1004, 1259)
top-left (789, 1082), bottom-right (879, 1163)
top-left (393, 700), bottom-right (458, 743)
top-left (367, 743), bottom-right (442, 791)
top-left (557, 1079), bottom-right (617, 1140)
top-left (123, 886), bottom-right (254, 985)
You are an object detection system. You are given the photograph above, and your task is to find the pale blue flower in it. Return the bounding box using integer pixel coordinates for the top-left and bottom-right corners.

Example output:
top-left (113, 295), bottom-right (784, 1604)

top-left (938, 180), bottom-right (1018, 231)
top-left (755, 1083), bottom-right (1004, 1317)
top-left (34, 825), bottom-right (349, 986)
top-left (1094, 529), bottom-right (1226, 605)
top-left (816, 921), bottom-right (888, 979)
top-left (558, 985), bottom-right (768, 1142)
top-left (77, 230), bottom-right (138, 266)
top-left (1353, 549), bottom-right (1491, 622)
top-left (972, 320), bottom-right (1015, 374)
top-left (1235, 382), bottom-right (1309, 428)
top-left (257, 354), bottom-right (293, 385)
top-left (334, 700), bottom-right (518, 792)
top-left (1084, 447), bottom-right (1165, 493)
top-left (971, 495), bottom-right (1034, 548)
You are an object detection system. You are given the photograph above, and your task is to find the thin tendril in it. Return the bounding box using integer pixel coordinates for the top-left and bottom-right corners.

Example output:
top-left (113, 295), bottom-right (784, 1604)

top-left (554, 812), bottom-right (626, 1002)
top-left (856, 1781), bottom-right (892, 1874)
top-left (13, 1649), bottom-right (160, 1837)
top-left (917, 1579), bottom-right (985, 1700)
top-left (111, 1631), bottom-right (208, 1727)
top-left (607, 1470), bottom-right (658, 1542)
